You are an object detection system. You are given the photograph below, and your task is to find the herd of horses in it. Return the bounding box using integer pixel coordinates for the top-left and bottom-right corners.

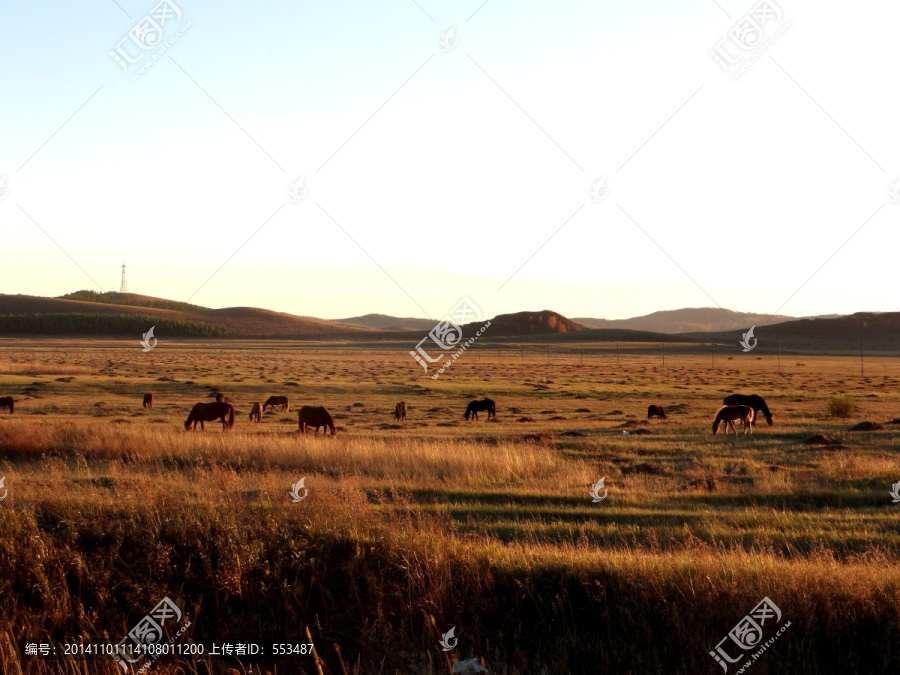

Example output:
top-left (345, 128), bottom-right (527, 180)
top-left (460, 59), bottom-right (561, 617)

top-left (0, 390), bottom-right (772, 437)
top-left (649, 393), bottom-right (774, 435)
top-left (177, 394), bottom-right (337, 435)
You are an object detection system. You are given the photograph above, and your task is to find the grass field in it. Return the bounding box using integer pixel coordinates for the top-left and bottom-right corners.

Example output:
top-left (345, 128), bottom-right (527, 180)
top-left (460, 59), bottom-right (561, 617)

top-left (1, 339), bottom-right (900, 674)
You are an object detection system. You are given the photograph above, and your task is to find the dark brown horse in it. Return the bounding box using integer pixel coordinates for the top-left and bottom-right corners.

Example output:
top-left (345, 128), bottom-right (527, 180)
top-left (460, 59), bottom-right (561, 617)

top-left (712, 405), bottom-right (753, 435)
top-left (465, 398), bottom-right (496, 421)
top-left (647, 405), bottom-right (667, 419)
top-left (185, 401), bottom-right (235, 431)
top-left (394, 401), bottom-right (407, 421)
top-left (298, 406), bottom-right (336, 435)
top-left (249, 402), bottom-right (262, 423)
top-left (0, 397), bottom-right (13, 414)
top-left (723, 394), bottom-right (773, 426)
top-left (264, 396), bottom-right (289, 413)
top-left (142, 393), bottom-right (153, 409)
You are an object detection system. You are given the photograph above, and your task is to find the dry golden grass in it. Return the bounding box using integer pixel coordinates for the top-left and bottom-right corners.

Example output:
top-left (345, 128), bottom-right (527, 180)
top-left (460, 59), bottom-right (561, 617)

top-left (2, 339), bottom-right (900, 673)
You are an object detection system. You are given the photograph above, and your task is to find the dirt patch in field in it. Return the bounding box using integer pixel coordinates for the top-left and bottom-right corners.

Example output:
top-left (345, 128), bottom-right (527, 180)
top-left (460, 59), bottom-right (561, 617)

top-left (849, 421), bottom-right (884, 431)
top-left (803, 434), bottom-right (843, 447)
top-left (622, 462), bottom-right (668, 476)
top-left (679, 478), bottom-right (717, 492)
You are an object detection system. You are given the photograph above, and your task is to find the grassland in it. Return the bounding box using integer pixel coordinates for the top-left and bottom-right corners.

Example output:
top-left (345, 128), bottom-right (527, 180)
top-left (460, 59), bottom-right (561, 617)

top-left (1, 339), bottom-right (900, 674)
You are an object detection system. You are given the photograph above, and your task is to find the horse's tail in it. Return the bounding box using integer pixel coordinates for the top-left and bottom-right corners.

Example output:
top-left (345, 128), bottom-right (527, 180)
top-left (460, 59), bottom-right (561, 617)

top-left (285, 400), bottom-right (289, 412)
top-left (227, 405), bottom-right (235, 429)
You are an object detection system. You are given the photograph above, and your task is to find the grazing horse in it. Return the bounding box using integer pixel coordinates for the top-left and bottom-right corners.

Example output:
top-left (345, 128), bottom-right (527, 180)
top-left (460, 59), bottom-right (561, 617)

top-left (249, 402), bottom-right (262, 423)
top-left (465, 398), bottom-right (496, 421)
top-left (647, 405), bottom-right (667, 420)
top-left (0, 397), bottom-right (13, 414)
top-left (723, 394), bottom-right (774, 427)
top-left (263, 396), bottom-right (289, 413)
top-left (297, 406), bottom-right (336, 435)
top-left (185, 401), bottom-right (235, 431)
top-left (142, 393), bottom-right (153, 409)
top-left (712, 405), bottom-right (754, 435)
top-left (394, 401), bottom-right (407, 421)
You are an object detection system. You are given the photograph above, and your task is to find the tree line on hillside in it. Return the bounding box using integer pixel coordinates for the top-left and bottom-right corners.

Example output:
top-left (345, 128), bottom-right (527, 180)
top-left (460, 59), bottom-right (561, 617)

top-left (59, 290), bottom-right (206, 313)
top-left (0, 313), bottom-right (227, 337)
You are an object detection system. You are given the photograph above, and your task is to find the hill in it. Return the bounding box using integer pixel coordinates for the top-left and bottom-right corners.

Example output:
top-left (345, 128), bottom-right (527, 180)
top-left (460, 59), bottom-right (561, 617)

top-left (683, 311), bottom-right (900, 352)
top-left (470, 310), bottom-right (587, 337)
top-left (336, 313), bottom-right (435, 332)
top-left (573, 307), bottom-right (800, 334)
top-left (0, 293), bottom-right (377, 338)
top-left (58, 290), bottom-right (206, 313)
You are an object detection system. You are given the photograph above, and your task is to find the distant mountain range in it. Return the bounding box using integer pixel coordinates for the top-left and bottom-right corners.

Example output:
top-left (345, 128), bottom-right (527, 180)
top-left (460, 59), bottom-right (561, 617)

top-left (572, 307), bottom-right (807, 333)
top-left (0, 292), bottom-right (895, 351)
top-left (343, 306), bottom-right (839, 335)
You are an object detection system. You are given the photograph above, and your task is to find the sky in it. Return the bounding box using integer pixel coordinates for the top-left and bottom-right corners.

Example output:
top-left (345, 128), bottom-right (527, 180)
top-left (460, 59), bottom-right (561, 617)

top-left (1, 0), bottom-right (899, 323)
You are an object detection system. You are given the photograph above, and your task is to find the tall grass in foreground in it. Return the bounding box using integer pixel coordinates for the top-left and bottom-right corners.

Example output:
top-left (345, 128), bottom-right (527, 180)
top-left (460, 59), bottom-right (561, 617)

top-left (0, 422), bottom-right (585, 485)
top-left (1, 469), bottom-right (899, 674)
top-left (2, 413), bottom-right (900, 672)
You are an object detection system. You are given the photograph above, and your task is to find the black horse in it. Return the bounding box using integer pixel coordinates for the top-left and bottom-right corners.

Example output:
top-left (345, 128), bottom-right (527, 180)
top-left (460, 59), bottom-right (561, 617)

top-left (647, 405), bottom-right (667, 420)
top-left (723, 394), bottom-right (773, 426)
top-left (465, 398), bottom-right (496, 421)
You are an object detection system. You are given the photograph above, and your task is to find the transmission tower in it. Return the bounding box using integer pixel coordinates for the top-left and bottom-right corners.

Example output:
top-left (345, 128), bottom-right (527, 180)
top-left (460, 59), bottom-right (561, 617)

top-left (120, 264), bottom-right (128, 293)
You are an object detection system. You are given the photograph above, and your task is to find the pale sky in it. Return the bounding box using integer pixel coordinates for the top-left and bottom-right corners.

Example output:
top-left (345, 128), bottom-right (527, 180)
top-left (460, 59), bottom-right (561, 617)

top-left (1, 0), bottom-right (898, 322)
